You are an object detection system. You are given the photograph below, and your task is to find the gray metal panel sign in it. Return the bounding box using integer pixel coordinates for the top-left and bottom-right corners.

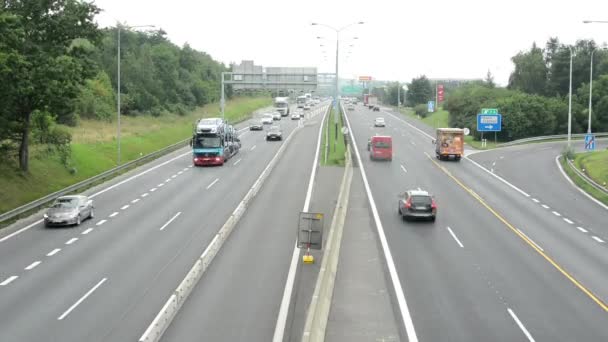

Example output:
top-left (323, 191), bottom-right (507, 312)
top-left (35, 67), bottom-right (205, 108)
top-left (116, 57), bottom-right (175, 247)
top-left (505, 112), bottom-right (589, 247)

top-left (297, 212), bottom-right (324, 250)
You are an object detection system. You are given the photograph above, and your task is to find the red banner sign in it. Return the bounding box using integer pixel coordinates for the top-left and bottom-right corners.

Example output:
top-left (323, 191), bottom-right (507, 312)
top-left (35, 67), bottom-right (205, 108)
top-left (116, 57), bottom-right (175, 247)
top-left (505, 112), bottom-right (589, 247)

top-left (437, 84), bottom-right (444, 102)
top-left (359, 76), bottom-right (372, 81)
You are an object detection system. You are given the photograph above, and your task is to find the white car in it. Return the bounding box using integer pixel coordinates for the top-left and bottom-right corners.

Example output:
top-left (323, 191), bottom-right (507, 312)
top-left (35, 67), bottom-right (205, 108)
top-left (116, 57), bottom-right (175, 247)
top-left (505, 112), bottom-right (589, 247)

top-left (272, 112), bottom-right (281, 120)
top-left (291, 112), bottom-right (301, 120)
top-left (304, 104), bottom-right (311, 110)
top-left (261, 114), bottom-right (274, 125)
top-left (374, 117), bottom-right (386, 127)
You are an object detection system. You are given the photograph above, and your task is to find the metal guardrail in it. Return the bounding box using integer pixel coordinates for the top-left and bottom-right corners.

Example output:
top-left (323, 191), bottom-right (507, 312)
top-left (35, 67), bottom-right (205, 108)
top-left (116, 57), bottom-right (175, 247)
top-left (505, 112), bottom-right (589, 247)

top-left (565, 158), bottom-right (608, 196)
top-left (497, 132), bottom-right (608, 147)
top-left (0, 138), bottom-right (191, 224)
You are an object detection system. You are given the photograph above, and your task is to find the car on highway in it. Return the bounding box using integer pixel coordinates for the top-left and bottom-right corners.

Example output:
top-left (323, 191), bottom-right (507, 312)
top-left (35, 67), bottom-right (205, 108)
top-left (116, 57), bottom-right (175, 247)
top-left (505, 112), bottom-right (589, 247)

top-left (372, 105), bottom-right (380, 111)
top-left (291, 112), bottom-right (301, 120)
top-left (266, 125), bottom-right (283, 141)
top-left (44, 195), bottom-right (94, 227)
top-left (272, 112), bottom-right (281, 120)
top-left (304, 104), bottom-right (311, 110)
top-left (249, 119), bottom-right (264, 130)
top-left (368, 135), bottom-right (392, 161)
top-left (398, 190), bottom-right (437, 221)
top-left (374, 117), bottom-right (386, 127)
top-left (347, 104), bottom-right (355, 111)
top-left (261, 114), bottom-right (274, 125)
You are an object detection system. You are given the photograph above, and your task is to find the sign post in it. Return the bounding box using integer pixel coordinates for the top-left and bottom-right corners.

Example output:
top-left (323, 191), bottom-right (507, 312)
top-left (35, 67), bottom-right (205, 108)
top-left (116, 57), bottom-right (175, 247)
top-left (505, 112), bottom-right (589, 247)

top-left (585, 133), bottom-right (596, 151)
top-left (427, 101), bottom-right (435, 113)
top-left (477, 109), bottom-right (502, 147)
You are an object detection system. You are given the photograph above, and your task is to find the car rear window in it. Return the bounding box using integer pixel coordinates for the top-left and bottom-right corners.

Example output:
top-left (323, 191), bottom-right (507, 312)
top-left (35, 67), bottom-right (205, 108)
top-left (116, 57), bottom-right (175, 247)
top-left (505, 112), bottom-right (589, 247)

top-left (411, 196), bottom-right (432, 205)
top-left (373, 141), bottom-right (391, 148)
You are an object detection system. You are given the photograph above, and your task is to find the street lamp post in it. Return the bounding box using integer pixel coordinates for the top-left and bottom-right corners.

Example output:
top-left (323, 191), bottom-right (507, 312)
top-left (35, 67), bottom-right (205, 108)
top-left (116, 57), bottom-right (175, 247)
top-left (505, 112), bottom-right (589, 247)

top-left (568, 46), bottom-right (574, 148)
top-left (583, 20), bottom-right (608, 134)
top-left (116, 23), bottom-right (155, 165)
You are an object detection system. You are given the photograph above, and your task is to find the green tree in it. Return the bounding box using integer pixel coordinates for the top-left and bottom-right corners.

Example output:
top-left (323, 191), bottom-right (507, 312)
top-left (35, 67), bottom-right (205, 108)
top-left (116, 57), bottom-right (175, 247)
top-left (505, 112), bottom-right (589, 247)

top-left (485, 70), bottom-right (496, 88)
top-left (406, 75), bottom-right (433, 106)
top-left (508, 43), bottom-right (548, 95)
top-left (386, 82), bottom-right (405, 106)
top-left (0, 1), bottom-right (101, 172)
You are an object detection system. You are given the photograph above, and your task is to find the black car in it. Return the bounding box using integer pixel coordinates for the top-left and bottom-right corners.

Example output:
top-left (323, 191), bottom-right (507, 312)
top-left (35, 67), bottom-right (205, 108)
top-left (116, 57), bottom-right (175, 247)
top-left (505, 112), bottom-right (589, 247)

top-left (398, 190), bottom-right (437, 221)
top-left (373, 105), bottom-right (380, 111)
top-left (266, 125), bottom-right (283, 141)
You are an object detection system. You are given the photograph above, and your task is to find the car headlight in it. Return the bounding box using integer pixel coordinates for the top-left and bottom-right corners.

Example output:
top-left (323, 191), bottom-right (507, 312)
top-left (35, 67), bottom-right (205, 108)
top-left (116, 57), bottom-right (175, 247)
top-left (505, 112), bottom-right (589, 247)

top-left (43, 214), bottom-right (48, 219)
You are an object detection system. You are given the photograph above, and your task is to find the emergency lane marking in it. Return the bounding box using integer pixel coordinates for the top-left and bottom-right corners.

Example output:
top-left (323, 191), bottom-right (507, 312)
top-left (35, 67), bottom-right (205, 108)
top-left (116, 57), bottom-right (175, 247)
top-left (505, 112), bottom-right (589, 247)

top-left (400, 165), bottom-right (408, 173)
top-left (541, 204), bottom-right (549, 209)
top-left (121, 205), bottom-right (130, 210)
top-left (131, 198), bottom-right (140, 204)
top-left (82, 228), bottom-right (94, 235)
top-left (563, 218), bottom-right (573, 224)
top-left (65, 238), bottom-right (78, 245)
top-left (25, 261), bottom-right (41, 270)
top-left (446, 227), bottom-right (464, 248)
top-left (552, 211), bottom-right (561, 217)
top-left (141, 193), bottom-right (149, 198)
top-left (234, 158), bottom-right (242, 166)
top-left (206, 178), bottom-right (219, 189)
top-left (516, 229), bottom-right (544, 251)
top-left (109, 212), bottom-right (119, 218)
top-left (159, 212), bottom-right (182, 231)
top-left (96, 220), bottom-right (107, 226)
top-left (577, 226), bottom-right (588, 233)
top-left (251, 145), bottom-right (257, 151)
top-left (0, 276), bottom-right (18, 286)
top-left (58, 277), bottom-right (107, 320)
top-left (508, 308), bottom-right (536, 342)
top-left (532, 198), bottom-right (539, 203)
top-left (425, 153), bottom-right (608, 312)
top-left (592, 236), bottom-right (605, 243)
top-left (47, 248), bottom-right (61, 256)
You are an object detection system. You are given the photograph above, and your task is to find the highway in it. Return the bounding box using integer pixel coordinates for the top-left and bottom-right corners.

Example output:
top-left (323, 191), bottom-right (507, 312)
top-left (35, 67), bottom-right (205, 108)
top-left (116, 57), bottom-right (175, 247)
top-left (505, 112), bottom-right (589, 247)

top-left (344, 103), bottom-right (608, 341)
top-left (0, 104), bottom-right (326, 342)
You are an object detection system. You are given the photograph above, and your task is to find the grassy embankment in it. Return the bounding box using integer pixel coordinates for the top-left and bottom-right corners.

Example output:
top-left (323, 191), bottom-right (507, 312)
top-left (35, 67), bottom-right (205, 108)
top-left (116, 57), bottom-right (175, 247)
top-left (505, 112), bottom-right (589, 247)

top-left (0, 97), bottom-right (272, 214)
top-left (560, 150), bottom-right (608, 206)
top-left (320, 107), bottom-right (346, 166)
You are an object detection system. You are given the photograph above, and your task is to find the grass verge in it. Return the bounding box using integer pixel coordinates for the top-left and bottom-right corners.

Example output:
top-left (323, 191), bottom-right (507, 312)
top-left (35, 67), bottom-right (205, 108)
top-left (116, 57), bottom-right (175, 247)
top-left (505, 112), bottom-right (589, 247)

top-left (560, 155), bottom-right (608, 206)
top-left (573, 150), bottom-right (608, 187)
top-left (0, 97), bottom-right (272, 215)
top-left (320, 107), bottom-right (346, 166)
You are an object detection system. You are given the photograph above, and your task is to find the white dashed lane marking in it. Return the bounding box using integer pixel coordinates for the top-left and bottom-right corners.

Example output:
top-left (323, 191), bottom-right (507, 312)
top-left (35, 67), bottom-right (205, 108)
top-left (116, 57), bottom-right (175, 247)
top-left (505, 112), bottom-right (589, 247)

top-left (47, 248), bottom-right (61, 256)
top-left (0, 276), bottom-right (18, 286)
top-left (592, 236), bottom-right (605, 243)
top-left (141, 193), bottom-right (149, 198)
top-left (25, 261), bottom-right (41, 270)
top-left (96, 220), bottom-right (107, 226)
top-left (121, 205), bottom-right (130, 210)
top-left (109, 212), bottom-right (119, 218)
top-left (541, 204), bottom-right (549, 209)
top-left (532, 198), bottom-right (539, 203)
top-left (65, 238), bottom-right (78, 245)
top-left (563, 218), bottom-right (573, 224)
top-left (552, 211), bottom-right (561, 217)
top-left (82, 228), bottom-right (93, 235)
top-left (577, 227), bottom-right (588, 233)
top-left (131, 199), bottom-right (140, 204)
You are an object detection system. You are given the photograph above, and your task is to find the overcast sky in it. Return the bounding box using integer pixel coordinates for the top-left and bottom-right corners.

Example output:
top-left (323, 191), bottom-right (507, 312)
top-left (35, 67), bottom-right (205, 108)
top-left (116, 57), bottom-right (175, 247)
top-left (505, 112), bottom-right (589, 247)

top-left (94, 0), bottom-right (607, 86)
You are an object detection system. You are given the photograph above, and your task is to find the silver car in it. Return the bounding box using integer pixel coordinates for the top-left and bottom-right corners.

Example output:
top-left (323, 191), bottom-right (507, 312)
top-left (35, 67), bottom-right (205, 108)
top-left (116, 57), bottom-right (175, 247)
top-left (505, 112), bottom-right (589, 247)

top-left (44, 195), bottom-right (94, 227)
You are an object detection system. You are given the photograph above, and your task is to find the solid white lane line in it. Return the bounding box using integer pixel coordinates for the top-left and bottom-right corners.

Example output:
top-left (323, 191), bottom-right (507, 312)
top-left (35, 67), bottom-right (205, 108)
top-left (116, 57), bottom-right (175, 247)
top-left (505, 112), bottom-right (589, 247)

top-left (251, 145), bottom-right (257, 151)
top-left (400, 165), bottom-right (408, 173)
top-left (141, 193), bottom-right (149, 198)
top-left (109, 212), bottom-right (119, 218)
top-left (96, 220), bottom-right (107, 226)
top-left (446, 227), bottom-right (464, 248)
top-left (159, 212), bottom-right (182, 231)
top-left (273, 106), bottom-right (328, 342)
top-left (121, 205), bottom-right (130, 210)
top-left (82, 228), bottom-right (93, 235)
top-left (206, 178), bottom-right (219, 189)
top-left (25, 261), bottom-right (41, 270)
top-left (131, 198), bottom-right (140, 204)
top-left (234, 158), bottom-right (242, 166)
top-left (555, 155), bottom-right (608, 211)
top-left (552, 211), bottom-right (561, 217)
top-left (516, 229), bottom-right (544, 251)
top-left (0, 221), bottom-right (41, 243)
top-left (532, 198), bottom-right (540, 203)
top-left (65, 238), bottom-right (78, 245)
top-left (0, 276), bottom-right (18, 286)
top-left (592, 236), bottom-right (605, 243)
top-left (47, 248), bottom-right (61, 256)
top-left (508, 308), bottom-right (536, 342)
top-left (577, 226), bottom-right (588, 233)
top-left (465, 157), bottom-right (531, 198)
top-left (58, 278), bottom-right (107, 320)
top-left (344, 109), bottom-right (419, 341)
top-left (541, 204), bottom-right (550, 209)
top-left (563, 218), bottom-right (573, 224)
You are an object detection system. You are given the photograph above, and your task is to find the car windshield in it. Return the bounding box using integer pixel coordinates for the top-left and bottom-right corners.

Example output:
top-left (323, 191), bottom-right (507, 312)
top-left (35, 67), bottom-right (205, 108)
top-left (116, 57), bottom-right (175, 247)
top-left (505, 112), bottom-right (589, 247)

top-left (275, 103), bottom-right (288, 108)
top-left (198, 118), bottom-right (220, 125)
top-left (376, 118), bottom-right (384, 122)
top-left (52, 198), bottom-right (78, 209)
top-left (194, 136), bottom-right (221, 148)
top-left (411, 195), bottom-right (432, 205)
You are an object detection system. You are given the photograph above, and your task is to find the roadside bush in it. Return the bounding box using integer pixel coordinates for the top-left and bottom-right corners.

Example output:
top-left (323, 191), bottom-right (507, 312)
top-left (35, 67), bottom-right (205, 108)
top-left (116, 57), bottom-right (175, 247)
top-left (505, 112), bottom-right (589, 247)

top-left (414, 104), bottom-right (428, 117)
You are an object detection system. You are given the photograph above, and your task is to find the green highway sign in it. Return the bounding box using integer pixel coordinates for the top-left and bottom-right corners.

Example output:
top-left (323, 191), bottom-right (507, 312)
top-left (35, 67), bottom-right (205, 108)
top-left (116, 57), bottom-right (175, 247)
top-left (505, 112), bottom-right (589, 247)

top-left (341, 85), bottom-right (363, 94)
top-left (481, 108), bottom-right (498, 114)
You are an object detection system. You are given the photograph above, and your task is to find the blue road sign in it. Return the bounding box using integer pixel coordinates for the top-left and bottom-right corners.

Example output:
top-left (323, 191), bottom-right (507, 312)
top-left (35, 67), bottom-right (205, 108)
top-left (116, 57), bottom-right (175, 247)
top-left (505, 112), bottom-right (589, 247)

top-left (585, 133), bottom-right (596, 151)
top-left (427, 101), bottom-right (435, 113)
top-left (477, 113), bottom-right (502, 132)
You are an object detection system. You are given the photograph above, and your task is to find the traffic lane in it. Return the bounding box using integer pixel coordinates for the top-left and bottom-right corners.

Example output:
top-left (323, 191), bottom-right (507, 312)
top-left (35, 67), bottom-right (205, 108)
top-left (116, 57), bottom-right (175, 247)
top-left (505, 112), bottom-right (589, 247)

top-left (348, 110), bottom-right (608, 341)
top-left (0, 118), bottom-right (304, 341)
top-left (0, 114), bottom-right (304, 281)
top-left (160, 115), bottom-right (322, 342)
top-left (468, 142), bottom-right (608, 236)
top-left (347, 110), bottom-right (525, 341)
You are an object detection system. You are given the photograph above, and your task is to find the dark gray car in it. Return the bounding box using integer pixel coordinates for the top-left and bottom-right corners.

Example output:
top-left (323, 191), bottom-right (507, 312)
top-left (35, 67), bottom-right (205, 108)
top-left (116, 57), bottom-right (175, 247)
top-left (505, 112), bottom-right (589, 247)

top-left (266, 125), bottom-right (283, 141)
top-left (44, 195), bottom-right (94, 227)
top-left (398, 190), bottom-right (437, 221)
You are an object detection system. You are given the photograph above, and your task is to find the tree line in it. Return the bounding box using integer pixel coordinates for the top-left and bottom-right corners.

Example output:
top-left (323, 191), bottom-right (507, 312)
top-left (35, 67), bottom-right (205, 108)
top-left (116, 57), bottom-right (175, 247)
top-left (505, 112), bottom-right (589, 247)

top-left (0, 0), bottom-right (229, 172)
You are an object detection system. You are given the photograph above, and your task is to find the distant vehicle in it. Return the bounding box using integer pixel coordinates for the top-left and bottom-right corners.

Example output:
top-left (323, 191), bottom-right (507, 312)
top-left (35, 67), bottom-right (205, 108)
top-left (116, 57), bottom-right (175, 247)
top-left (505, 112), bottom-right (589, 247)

top-left (274, 97), bottom-right (290, 116)
top-left (303, 104), bottom-right (311, 110)
top-left (398, 190), bottom-right (437, 221)
top-left (250, 120), bottom-right (264, 131)
top-left (266, 125), bottom-right (283, 141)
top-left (296, 95), bottom-right (307, 108)
top-left (374, 117), bottom-right (385, 127)
top-left (44, 195), bottom-right (94, 227)
top-left (261, 114), bottom-right (274, 124)
top-left (372, 105), bottom-right (380, 111)
top-left (347, 104), bottom-right (355, 111)
top-left (364, 95), bottom-right (378, 108)
top-left (434, 128), bottom-right (464, 161)
top-left (368, 135), bottom-right (392, 161)
top-left (191, 117), bottom-right (239, 166)
top-left (291, 112), bottom-right (301, 120)
top-left (272, 112), bottom-right (281, 120)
